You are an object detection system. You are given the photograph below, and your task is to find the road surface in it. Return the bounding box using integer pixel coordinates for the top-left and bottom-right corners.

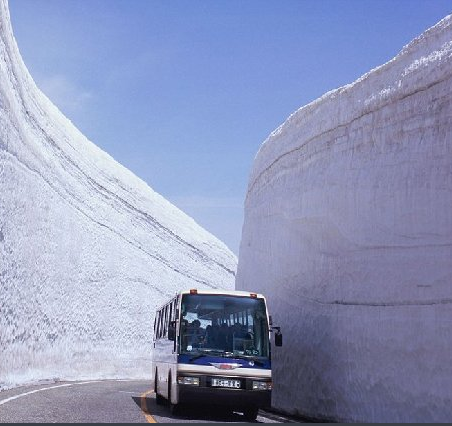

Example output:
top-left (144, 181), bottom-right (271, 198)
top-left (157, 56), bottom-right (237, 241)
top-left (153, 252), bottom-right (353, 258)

top-left (0, 380), bottom-right (297, 423)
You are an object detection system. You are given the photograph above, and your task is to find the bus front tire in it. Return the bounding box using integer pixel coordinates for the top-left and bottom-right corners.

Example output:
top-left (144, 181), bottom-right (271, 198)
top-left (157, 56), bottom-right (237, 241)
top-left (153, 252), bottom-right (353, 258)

top-left (155, 393), bottom-right (165, 406)
top-left (168, 375), bottom-right (179, 415)
top-left (243, 407), bottom-right (259, 422)
top-left (169, 401), bottom-right (179, 415)
top-left (154, 370), bottom-right (165, 406)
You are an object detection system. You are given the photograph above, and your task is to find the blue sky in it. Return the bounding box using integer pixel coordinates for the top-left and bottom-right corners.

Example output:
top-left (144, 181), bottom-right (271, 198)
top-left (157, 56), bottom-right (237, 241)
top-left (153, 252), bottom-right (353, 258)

top-left (9, 0), bottom-right (452, 255)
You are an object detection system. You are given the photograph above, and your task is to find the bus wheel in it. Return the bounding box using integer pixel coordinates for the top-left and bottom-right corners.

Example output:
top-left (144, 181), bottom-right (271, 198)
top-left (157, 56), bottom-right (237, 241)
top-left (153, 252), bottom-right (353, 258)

top-left (168, 374), bottom-right (179, 415)
top-left (243, 407), bottom-right (258, 422)
top-left (154, 370), bottom-right (164, 406)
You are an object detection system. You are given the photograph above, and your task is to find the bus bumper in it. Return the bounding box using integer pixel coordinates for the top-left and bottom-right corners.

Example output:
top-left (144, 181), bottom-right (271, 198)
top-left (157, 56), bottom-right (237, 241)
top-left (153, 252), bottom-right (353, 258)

top-left (178, 385), bottom-right (271, 409)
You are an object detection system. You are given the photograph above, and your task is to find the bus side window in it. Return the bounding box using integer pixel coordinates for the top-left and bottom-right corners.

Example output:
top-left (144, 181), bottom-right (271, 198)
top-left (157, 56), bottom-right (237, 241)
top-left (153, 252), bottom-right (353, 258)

top-left (155, 311), bottom-right (160, 340)
top-left (158, 310), bottom-right (163, 339)
top-left (161, 308), bottom-right (165, 338)
top-left (164, 305), bottom-right (169, 337)
top-left (169, 302), bottom-right (173, 323)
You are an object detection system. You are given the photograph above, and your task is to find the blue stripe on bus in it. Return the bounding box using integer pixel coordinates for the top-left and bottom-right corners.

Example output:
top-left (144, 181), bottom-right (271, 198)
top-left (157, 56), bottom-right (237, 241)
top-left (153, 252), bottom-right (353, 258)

top-left (177, 354), bottom-right (271, 369)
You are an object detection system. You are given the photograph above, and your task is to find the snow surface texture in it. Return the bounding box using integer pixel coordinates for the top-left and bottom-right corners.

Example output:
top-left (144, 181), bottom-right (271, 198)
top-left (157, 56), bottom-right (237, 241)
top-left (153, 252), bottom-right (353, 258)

top-left (0, 0), bottom-right (236, 391)
top-left (236, 15), bottom-right (452, 423)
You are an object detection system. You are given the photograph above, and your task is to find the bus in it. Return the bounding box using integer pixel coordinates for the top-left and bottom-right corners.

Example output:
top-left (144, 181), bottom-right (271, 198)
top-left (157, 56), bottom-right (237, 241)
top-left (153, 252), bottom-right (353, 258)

top-left (151, 288), bottom-right (282, 421)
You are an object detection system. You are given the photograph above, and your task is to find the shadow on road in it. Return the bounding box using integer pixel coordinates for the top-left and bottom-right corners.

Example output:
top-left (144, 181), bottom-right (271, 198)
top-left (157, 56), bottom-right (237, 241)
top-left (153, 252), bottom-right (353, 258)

top-left (133, 395), bottom-right (261, 423)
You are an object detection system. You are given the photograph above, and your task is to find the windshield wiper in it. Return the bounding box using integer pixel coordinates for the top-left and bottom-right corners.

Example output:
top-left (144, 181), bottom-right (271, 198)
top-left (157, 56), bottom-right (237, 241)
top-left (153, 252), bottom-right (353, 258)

top-left (222, 353), bottom-right (265, 367)
top-left (188, 350), bottom-right (266, 366)
top-left (188, 353), bottom-right (207, 362)
top-left (188, 349), bottom-right (226, 362)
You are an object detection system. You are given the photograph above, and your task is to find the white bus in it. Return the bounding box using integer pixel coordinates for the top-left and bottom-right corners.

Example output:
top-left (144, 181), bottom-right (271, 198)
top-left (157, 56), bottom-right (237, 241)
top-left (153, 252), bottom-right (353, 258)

top-left (151, 288), bottom-right (282, 421)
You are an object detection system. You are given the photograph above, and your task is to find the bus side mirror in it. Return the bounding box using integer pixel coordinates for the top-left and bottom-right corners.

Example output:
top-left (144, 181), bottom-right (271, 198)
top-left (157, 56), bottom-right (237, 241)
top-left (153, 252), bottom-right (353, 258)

top-left (168, 320), bottom-right (176, 341)
top-left (272, 326), bottom-right (282, 347)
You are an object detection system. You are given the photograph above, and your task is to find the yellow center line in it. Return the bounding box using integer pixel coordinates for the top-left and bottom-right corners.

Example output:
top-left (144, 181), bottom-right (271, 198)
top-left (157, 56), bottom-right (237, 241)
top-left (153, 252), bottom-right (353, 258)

top-left (140, 389), bottom-right (157, 423)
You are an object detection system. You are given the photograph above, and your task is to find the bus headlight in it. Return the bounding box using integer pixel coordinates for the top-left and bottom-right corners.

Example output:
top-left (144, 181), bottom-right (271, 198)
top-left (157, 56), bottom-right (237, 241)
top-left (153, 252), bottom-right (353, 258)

top-left (252, 380), bottom-right (272, 390)
top-left (177, 376), bottom-right (200, 386)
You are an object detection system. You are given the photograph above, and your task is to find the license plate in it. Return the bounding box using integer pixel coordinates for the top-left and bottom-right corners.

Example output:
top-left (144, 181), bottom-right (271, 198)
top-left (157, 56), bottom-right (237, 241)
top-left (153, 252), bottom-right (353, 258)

top-left (211, 378), bottom-right (241, 388)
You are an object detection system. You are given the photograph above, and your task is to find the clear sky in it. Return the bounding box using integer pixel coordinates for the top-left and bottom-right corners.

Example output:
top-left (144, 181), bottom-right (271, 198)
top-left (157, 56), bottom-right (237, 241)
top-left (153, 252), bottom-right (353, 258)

top-left (8, 0), bottom-right (452, 255)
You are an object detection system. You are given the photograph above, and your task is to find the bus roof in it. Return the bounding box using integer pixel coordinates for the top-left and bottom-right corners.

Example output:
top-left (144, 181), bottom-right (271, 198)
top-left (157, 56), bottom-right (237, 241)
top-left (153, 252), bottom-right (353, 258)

top-left (179, 288), bottom-right (266, 299)
top-left (154, 289), bottom-right (268, 314)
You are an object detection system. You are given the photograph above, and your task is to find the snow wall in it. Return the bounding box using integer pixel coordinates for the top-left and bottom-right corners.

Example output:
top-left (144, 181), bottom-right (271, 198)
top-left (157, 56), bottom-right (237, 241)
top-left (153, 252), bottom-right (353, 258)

top-left (236, 15), bottom-right (452, 423)
top-left (0, 0), bottom-right (236, 391)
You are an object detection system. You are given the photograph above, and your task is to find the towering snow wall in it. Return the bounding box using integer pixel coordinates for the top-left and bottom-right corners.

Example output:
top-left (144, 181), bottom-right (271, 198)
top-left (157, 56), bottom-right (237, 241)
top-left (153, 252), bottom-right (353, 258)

top-left (0, 0), bottom-right (236, 390)
top-left (236, 15), bottom-right (452, 423)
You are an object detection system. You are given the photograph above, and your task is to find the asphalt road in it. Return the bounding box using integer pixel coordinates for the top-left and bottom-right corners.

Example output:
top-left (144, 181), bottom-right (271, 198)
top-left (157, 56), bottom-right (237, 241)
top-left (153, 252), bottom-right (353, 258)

top-left (0, 380), bottom-right (296, 423)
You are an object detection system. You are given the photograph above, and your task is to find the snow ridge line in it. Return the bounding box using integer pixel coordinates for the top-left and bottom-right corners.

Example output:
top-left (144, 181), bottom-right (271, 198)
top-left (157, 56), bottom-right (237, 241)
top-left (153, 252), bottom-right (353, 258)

top-left (0, 84), bottom-right (235, 278)
top-left (12, 85), bottom-right (235, 277)
top-left (2, 150), bottom-right (218, 289)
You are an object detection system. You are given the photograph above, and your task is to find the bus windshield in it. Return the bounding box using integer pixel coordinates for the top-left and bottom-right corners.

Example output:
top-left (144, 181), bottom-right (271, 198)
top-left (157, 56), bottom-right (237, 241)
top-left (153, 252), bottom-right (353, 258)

top-left (179, 294), bottom-right (270, 359)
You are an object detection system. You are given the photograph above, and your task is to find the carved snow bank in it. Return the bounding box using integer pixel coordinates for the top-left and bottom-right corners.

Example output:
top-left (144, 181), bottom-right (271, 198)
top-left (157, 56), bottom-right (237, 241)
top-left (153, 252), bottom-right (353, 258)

top-left (0, 0), bottom-right (236, 391)
top-left (236, 15), bottom-right (452, 422)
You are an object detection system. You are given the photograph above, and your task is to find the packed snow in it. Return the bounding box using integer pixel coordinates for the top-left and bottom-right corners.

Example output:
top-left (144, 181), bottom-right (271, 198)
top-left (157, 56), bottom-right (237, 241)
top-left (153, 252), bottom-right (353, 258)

top-left (236, 14), bottom-right (452, 423)
top-left (0, 0), bottom-right (236, 391)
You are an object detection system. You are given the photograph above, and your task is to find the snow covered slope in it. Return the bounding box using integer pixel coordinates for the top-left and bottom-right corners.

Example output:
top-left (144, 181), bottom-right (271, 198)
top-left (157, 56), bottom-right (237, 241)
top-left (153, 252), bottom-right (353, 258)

top-left (236, 15), bottom-right (452, 423)
top-left (0, 0), bottom-right (236, 390)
